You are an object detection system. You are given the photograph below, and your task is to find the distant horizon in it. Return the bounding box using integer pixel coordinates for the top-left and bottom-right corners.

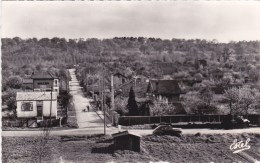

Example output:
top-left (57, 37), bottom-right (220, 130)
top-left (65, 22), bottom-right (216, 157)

top-left (2, 36), bottom-right (260, 44)
top-left (2, 1), bottom-right (260, 43)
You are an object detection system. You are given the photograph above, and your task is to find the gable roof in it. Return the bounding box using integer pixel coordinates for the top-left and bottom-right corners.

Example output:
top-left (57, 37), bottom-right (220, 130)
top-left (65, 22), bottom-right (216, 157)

top-left (31, 71), bottom-right (57, 79)
top-left (113, 72), bottom-right (127, 79)
top-left (16, 92), bottom-right (57, 101)
top-left (112, 130), bottom-right (141, 138)
top-left (148, 80), bottom-right (181, 94)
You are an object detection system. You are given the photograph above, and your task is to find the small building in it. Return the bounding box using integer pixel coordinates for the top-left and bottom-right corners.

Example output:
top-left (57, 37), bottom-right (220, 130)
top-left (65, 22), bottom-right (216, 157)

top-left (22, 78), bottom-right (33, 90)
top-left (16, 92), bottom-right (58, 120)
top-left (31, 71), bottom-right (59, 93)
top-left (112, 130), bottom-right (141, 152)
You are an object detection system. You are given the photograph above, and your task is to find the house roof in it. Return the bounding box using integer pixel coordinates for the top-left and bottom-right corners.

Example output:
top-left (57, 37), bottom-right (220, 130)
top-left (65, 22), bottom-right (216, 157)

top-left (211, 68), bottom-right (223, 73)
top-left (23, 79), bottom-right (33, 84)
top-left (16, 92), bottom-right (57, 101)
top-left (112, 130), bottom-right (141, 138)
top-left (148, 80), bottom-right (182, 94)
top-left (31, 71), bottom-right (57, 79)
top-left (113, 72), bottom-right (127, 78)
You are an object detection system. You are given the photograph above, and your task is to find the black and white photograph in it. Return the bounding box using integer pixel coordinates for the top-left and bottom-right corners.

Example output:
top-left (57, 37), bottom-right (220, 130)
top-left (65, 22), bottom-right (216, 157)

top-left (1, 1), bottom-right (260, 162)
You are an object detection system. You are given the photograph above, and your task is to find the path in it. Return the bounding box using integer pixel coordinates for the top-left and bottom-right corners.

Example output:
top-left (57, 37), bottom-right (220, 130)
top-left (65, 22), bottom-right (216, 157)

top-left (68, 69), bottom-right (105, 129)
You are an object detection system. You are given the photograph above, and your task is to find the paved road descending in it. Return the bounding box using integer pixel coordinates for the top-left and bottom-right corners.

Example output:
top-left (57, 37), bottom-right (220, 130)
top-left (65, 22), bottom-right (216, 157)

top-left (69, 69), bottom-right (104, 129)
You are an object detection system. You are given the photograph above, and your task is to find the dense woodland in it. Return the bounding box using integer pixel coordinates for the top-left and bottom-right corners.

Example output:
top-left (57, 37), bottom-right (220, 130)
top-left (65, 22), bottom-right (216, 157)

top-left (2, 37), bottom-right (260, 116)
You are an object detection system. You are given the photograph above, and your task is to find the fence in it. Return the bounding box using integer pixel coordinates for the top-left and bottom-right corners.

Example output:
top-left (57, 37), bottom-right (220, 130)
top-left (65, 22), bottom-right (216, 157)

top-left (118, 114), bottom-right (260, 126)
top-left (2, 118), bottom-right (62, 128)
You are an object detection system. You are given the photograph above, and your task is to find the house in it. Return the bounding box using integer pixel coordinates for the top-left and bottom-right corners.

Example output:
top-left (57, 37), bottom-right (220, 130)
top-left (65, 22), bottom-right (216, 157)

top-left (22, 78), bottom-right (33, 90)
top-left (112, 130), bottom-right (141, 152)
top-left (16, 92), bottom-right (58, 120)
top-left (146, 80), bottom-right (187, 114)
top-left (147, 80), bottom-right (182, 103)
top-left (114, 79), bottom-right (149, 98)
top-left (31, 71), bottom-right (59, 93)
top-left (113, 72), bottom-right (128, 88)
top-left (133, 74), bottom-right (149, 83)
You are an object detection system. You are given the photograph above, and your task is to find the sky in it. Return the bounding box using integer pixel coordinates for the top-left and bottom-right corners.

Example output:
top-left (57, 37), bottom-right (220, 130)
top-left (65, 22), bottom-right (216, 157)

top-left (1, 1), bottom-right (260, 43)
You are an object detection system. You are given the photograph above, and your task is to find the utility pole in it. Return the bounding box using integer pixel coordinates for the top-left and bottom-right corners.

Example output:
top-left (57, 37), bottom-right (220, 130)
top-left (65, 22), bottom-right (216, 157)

top-left (111, 74), bottom-right (114, 111)
top-left (49, 84), bottom-right (53, 126)
top-left (101, 64), bottom-right (106, 135)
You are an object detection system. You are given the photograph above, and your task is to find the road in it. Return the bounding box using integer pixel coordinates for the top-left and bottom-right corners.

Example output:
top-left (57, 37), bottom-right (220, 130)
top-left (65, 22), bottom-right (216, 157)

top-left (68, 68), bottom-right (105, 129)
top-left (2, 127), bottom-right (260, 137)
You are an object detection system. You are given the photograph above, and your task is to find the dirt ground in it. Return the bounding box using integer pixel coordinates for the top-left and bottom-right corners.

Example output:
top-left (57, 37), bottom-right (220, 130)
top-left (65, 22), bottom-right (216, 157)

top-left (2, 133), bottom-right (260, 163)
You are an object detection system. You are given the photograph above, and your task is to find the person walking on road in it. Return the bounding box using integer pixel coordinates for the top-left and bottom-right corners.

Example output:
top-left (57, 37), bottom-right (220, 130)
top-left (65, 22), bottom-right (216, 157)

top-left (87, 105), bottom-right (90, 112)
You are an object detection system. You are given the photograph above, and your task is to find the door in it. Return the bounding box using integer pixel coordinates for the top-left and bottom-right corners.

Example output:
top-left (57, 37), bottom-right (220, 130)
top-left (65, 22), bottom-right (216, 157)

top-left (37, 106), bottom-right (43, 117)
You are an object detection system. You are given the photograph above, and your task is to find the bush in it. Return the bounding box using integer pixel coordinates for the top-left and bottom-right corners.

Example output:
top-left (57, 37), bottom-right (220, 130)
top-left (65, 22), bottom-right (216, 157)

top-left (6, 76), bottom-right (23, 89)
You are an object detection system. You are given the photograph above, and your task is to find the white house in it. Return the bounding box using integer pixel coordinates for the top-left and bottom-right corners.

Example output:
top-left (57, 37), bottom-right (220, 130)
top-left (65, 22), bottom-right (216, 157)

top-left (16, 92), bottom-right (58, 119)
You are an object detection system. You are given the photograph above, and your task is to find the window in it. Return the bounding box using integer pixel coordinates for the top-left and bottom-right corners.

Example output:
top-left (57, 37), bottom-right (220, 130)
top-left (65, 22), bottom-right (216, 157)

top-left (55, 80), bottom-right (58, 85)
top-left (21, 102), bottom-right (33, 111)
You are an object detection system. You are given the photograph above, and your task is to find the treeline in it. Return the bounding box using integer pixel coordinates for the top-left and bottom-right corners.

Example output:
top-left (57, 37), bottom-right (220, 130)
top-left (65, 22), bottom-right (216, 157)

top-left (2, 37), bottom-right (260, 91)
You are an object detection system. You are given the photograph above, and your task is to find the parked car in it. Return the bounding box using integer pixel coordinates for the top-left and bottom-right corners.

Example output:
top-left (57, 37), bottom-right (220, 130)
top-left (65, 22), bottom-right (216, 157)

top-left (153, 125), bottom-right (182, 137)
top-left (221, 114), bottom-right (250, 129)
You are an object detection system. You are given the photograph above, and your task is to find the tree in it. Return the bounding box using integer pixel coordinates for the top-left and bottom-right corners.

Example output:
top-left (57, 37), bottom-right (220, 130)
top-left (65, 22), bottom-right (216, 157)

top-left (114, 97), bottom-right (128, 116)
top-left (127, 87), bottom-right (139, 116)
top-left (183, 89), bottom-right (217, 114)
top-left (198, 87), bottom-right (218, 114)
top-left (224, 86), bottom-right (259, 117)
top-left (239, 86), bottom-right (257, 117)
top-left (222, 47), bottom-right (234, 62)
top-left (6, 76), bottom-right (23, 89)
top-left (248, 67), bottom-right (260, 82)
top-left (224, 87), bottom-right (240, 115)
top-left (182, 91), bottom-right (201, 114)
top-left (5, 89), bottom-right (18, 118)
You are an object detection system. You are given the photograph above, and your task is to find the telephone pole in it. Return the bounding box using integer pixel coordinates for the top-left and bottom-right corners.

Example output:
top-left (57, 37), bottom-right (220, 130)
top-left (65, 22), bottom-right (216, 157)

top-left (101, 64), bottom-right (106, 135)
top-left (111, 74), bottom-right (114, 111)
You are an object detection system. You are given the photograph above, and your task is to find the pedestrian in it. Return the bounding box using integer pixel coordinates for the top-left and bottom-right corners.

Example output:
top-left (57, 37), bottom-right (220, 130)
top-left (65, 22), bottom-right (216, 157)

top-left (87, 105), bottom-right (90, 112)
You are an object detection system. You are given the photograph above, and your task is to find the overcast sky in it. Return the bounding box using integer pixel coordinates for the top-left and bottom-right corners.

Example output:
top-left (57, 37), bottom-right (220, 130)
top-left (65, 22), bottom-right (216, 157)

top-left (2, 1), bottom-right (260, 43)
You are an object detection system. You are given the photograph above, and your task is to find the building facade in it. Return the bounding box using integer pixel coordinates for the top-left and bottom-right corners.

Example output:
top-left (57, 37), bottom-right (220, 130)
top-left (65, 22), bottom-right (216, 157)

top-left (31, 71), bottom-right (59, 93)
top-left (16, 92), bottom-right (58, 119)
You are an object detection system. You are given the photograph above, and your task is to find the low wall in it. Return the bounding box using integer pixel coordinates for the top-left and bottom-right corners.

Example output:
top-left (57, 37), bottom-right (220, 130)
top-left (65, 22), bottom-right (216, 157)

top-left (118, 114), bottom-right (260, 126)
